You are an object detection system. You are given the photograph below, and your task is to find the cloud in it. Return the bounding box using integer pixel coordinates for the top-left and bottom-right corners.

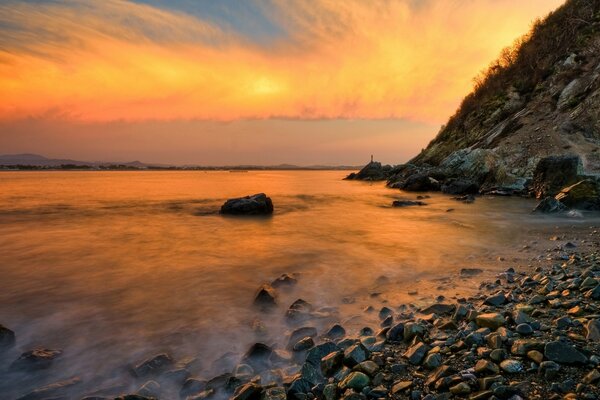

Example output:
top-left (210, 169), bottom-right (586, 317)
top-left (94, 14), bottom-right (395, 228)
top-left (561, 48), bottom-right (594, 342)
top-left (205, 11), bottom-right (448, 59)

top-left (0, 0), bottom-right (564, 123)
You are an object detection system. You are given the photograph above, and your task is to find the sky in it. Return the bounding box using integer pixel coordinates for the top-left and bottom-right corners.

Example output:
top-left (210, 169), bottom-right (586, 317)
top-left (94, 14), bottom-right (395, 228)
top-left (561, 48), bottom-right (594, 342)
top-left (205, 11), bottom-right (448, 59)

top-left (0, 0), bottom-right (565, 165)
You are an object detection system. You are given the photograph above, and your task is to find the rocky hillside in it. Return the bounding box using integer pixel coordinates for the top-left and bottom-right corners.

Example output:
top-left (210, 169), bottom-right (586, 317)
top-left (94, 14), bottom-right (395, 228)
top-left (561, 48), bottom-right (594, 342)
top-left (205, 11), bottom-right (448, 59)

top-left (388, 0), bottom-right (600, 196)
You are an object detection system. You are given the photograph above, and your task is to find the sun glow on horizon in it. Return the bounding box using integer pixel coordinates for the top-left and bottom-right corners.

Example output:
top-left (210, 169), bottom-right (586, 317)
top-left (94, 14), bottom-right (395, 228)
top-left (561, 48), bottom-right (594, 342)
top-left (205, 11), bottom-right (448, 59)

top-left (0, 0), bottom-right (565, 125)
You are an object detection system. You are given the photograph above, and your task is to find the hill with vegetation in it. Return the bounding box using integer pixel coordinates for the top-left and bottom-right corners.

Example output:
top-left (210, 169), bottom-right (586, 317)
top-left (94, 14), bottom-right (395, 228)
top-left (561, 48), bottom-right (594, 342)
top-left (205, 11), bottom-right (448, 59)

top-left (387, 0), bottom-right (600, 196)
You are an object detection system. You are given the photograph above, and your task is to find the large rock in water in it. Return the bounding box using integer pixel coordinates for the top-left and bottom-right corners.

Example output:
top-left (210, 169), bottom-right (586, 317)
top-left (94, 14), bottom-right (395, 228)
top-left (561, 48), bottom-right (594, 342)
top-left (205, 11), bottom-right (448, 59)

top-left (0, 324), bottom-right (15, 350)
top-left (531, 155), bottom-right (582, 198)
top-left (345, 161), bottom-right (391, 181)
top-left (533, 197), bottom-right (568, 213)
top-left (555, 179), bottom-right (600, 210)
top-left (220, 193), bottom-right (273, 215)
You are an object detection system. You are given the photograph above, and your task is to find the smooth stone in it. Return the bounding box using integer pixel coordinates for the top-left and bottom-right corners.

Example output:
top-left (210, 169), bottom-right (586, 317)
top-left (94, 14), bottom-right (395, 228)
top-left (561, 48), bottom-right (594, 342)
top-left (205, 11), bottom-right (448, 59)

top-left (403, 342), bottom-right (429, 365)
top-left (137, 381), bottom-right (160, 398)
top-left (11, 348), bottom-right (63, 371)
top-left (232, 383), bottom-right (263, 400)
top-left (326, 324), bottom-right (346, 340)
top-left (420, 303), bottom-right (455, 315)
top-left (15, 377), bottom-right (81, 400)
top-left (339, 372), bottom-right (370, 391)
top-left (254, 284), bottom-right (277, 308)
top-left (515, 323), bottom-right (534, 336)
top-left (449, 382), bottom-right (471, 395)
top-left (499, 359), bottom-right (524, 373)
top-left (485, 292), bottom-right (507, 307)
top-left (476, 313), bottom-right (505, 330)
top-left (474, 359), bottom-right (500, 375)
top-left (585, 319), bottom-right (600, 341)
top-left (544, 341), bottom-right (587, 365)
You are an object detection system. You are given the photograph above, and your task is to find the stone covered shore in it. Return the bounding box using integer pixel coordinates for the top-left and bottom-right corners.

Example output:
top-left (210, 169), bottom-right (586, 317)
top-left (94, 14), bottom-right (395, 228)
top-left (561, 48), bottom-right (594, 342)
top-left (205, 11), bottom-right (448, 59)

top-left (1, 228), bottom-right (600, 400)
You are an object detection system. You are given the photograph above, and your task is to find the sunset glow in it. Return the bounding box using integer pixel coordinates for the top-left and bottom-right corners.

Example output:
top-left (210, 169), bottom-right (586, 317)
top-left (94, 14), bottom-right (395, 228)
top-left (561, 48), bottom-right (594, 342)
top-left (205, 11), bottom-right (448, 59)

top-left (0, 0), bottom-right (565, 164)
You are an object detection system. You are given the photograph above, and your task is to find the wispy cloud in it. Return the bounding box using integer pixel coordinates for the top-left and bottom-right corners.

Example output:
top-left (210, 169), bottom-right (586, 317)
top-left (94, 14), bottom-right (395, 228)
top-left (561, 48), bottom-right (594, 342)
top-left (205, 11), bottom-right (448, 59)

top-left (0, 0), bottom-right (564, 123)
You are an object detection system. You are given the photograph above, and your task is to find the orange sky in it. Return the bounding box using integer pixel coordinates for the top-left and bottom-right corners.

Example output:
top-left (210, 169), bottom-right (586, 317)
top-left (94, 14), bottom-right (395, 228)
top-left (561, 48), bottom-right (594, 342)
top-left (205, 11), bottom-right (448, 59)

top-left (0, 0), bottom-right (566, 164)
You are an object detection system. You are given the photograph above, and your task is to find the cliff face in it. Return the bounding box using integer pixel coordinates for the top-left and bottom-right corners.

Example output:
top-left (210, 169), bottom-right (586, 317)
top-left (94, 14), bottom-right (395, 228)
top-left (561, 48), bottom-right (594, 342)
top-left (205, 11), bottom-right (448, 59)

top-left (401, 0), bottom-right (600, 192)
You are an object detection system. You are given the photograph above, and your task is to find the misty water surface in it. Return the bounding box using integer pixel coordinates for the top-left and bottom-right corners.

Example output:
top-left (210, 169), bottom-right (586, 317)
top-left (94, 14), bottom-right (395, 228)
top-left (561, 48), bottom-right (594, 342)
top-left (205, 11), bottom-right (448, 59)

top-left (0, 171), bottom-right (586, 398)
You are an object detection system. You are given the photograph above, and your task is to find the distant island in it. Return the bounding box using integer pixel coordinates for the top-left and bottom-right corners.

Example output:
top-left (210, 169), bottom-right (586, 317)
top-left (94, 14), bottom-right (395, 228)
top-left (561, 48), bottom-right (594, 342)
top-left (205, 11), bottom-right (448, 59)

top-left (0, 154), bottom-right (362, 171)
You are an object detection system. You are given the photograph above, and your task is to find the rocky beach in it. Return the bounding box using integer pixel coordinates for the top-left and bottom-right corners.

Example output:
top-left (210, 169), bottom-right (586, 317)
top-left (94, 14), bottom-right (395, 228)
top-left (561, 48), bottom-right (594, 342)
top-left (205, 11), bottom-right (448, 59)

top-left (0, 189), bottom-right (599, 400)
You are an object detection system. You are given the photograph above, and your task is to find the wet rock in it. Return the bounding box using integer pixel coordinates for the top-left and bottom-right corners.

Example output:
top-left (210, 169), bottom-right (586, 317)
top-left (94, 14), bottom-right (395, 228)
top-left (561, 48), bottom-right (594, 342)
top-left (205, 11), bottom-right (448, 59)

top-left (11, 348), bottom-right (63, 371)
top-left (555, 180), bottom-right (600, 210)
top-left (220, 193), bottom-right (274, 215)
top-left (442, 178), bottom-right (479, 195)
top-left (474, 359), bottom-right (500, 375)
top-left (355, 360), bottom-right (379, 376)
top-left (515, 323), bottom-right (534, 336)
top-left (285, 299), bottom-right (314, 322)
top-left (538, 361), bottom-right (561, 380)
top-left (0, 324), bottom-right (15, 350)
top-left (137, 381), bottom-right (160, 398)
top-left (325, 324), bottom-right (346, 340)
top-left (511, 339), bottom-right (544, 356)
top-left (242, 343), bottom-right (273, 371)
top-left (531, 155), bottom-right (582, 198)
top-left (306, 342), bottom-right (339, 366)
top-left (16, 377), bottom-right (81, 400)
top-left (386, 322), bottom-right (405, 342)
top-left (583, 369), bottom-right (600, 384)
top-left (343, 343), bottom-right (369, 367)
top-left (232, 383), bottom-right (263, 400)
top-left (322, 384), bottom-right (337, 400)
top-left (321, 351), bottom-right (344, 376)
top-left (378, 306), bottom-right (393, 320)
top-left (271, 274), bottom-right (297, 288)
top-left (392, 200), bottom-right (427, 207)
top-left (586, 284), bottom-right (600, 300)
top-left (403, 322), bottom-right (425, 341)
top-left (346, 161), bottom-right (391, 181)
top-left (585, 319), bottom-right (600, 341)
top-left (161, 368), bottom-right (190, 385)
top-left (476, 313), bottom-right (505, 330)
top-left (403, 342), bottom-right (429, 365)
top-left (254, 284), bottom-right (277, 308)
top-left (398, 173), bottom-right (441, 192)
top-left (534, 197), bottom-right (569, 213)
top-left (423, 353), bottom-right (442, 370)
top-left (293, 337), bottom-right (314, 352)
top-left (460, 268), bottom-right (483, 277)
top-left (485, 292), bottom-right (507, 306)
top-left (287, 378), bottom-right (312, 399)
top-left (420, 303), bottom-right (455, 316)
top-left (264, 387), bottom-right (286, 400)
top-left (391, 380), bottom-right (413, 394)
top-left (180, 378), bottom-right (207, 398)
top-left (449, 382), bottom-right (471, 395)
top-left (288, 327), bottom-right (318, 349)
top-left (499, 359), bottom-right (524, 373)
top-left (544, 341), bottom-right (587, 365)
top-left (339, 371), bottom-right (370, 390)
top-left (527, 350), bottom-right (544, 364)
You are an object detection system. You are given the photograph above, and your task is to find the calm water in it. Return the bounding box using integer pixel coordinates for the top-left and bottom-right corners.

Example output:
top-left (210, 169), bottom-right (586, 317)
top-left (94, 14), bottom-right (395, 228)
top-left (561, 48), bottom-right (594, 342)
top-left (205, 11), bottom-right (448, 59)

top-left (0, 171), bottom-right (589, 398)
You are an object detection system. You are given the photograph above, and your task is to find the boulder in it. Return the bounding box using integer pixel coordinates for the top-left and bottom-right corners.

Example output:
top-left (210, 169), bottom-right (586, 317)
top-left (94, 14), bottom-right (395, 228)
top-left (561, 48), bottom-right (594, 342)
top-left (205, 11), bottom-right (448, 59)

top-left (531, 155), bottom-right (582, 198)
top-left (392, 200), bottom-right (426, 207)
top-left (0, 324), bottom-right (15, 350)
top-left (441, 178), bottom-right (479, 195)
top-left (253, 284), bottom-right (277, 308)
top-left (439, 148), bottom-right (503, 185)
top-left (544, 341), bottom-right (587, 365)
top-left (11, 348), bottom-right (63, 371)
top-left (533, 197), bottom-right (568, 213)
top-left (241, 343), bottom-right (272, 371)
top-left (16, 377), bottom-right (81, 400)
top-left (133, 353), bottom-right (174, 378)
top-left (555, 179), bottom-right (600, 210)
top-left (398, 173), bottom-right (440, 192)
top-left (346, 161), bottom-right (391, 181)
top-left (220, 193), bottom-right (273, 215)
top-left (585, 319), bottom-right (600, 341)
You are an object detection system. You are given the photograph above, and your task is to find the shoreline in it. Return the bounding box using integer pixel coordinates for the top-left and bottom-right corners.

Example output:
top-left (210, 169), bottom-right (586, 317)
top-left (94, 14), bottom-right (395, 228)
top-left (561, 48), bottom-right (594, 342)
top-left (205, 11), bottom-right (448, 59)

top-left (1, 219), bottom-right (598, 399)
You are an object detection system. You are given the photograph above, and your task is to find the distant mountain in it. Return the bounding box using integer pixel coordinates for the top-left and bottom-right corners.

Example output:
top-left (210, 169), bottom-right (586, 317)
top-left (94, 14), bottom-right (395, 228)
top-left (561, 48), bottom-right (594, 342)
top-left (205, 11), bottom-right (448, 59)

top-left (0, 153), bottom-right (156, 168)
top-left (0, 154), bottom-right (360, 170)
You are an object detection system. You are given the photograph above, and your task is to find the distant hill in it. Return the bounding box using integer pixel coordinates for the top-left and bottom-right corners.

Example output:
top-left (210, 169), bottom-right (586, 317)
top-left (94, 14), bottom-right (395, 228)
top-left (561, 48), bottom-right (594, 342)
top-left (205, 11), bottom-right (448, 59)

top-left (0, 154), bottom-right (360, 170)
top-left (0, 153), bottom-right (147, 168)
top-left (400, 0), bottom-right (600, 191)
